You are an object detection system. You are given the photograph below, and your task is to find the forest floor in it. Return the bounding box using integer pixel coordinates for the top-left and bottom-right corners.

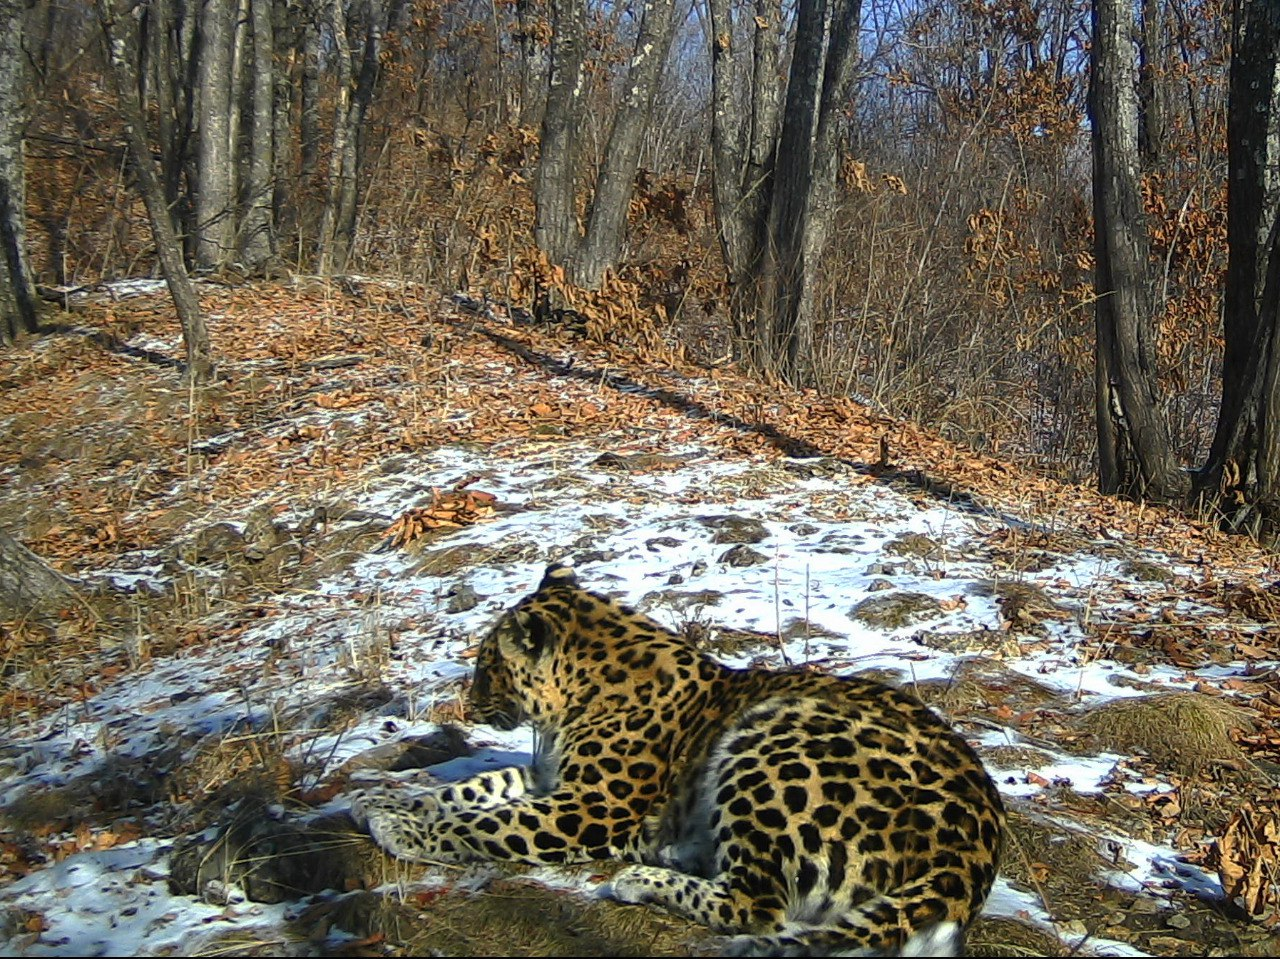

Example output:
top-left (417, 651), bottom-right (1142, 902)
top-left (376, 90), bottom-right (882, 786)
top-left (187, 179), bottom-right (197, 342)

top-left (1, 279), bottom-right (1280, 956)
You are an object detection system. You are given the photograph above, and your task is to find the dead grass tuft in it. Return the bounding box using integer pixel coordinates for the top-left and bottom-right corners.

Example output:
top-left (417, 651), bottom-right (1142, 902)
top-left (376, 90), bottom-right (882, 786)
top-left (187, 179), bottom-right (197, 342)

top-left (296, 877), bottom-right (715, 957)
top-left (174, 728), bottom-right (310, 816)
top-left (168, 808), bottom-right (412, 905)
top-left (1069, 691), bottom-right (1257, 776)
top-left (1001, 808), bottom-right (1108, 896)
top-left (967, 916), bottom-right (1068, 957)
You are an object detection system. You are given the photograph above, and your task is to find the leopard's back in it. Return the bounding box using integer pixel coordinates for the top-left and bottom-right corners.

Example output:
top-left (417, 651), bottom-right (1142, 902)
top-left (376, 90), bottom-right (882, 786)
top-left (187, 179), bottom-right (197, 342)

top-left (636, 666), bottom-right (1004, 954)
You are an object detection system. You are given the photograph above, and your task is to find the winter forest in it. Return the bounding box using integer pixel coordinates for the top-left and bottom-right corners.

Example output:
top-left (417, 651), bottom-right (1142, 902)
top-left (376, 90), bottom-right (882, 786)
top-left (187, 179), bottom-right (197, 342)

top-left (3, 1), bottom-right (1280, 957)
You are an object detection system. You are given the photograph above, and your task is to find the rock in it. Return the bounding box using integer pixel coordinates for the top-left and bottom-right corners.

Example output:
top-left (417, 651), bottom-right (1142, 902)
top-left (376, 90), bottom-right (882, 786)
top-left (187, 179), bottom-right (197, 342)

top-left (850, 591), bottom-right (945, 629)
top-left (912, 657), bottom-right (1065, 710)
top-left (704, 626), bottom-right (778, 656)
top-left (718, 544), bottom-right (768, 567)
top-left (978, 745), bottom-right (1057, 770)
top-left (972, 580), bottom-right (1069, 630)
top-left (168, 807), bottom-right (399, 904)
top-left (867, 578), bottom-right (895, 592)
top-left (414, 538), bottom-right (539, 576)
top-left (778, 618), bottom-right (843, 641)
top-left (639, 588), bottom-right (725, 613)
top-left (337, 727), bottom-right (472, 775)
top-left (912, 627), bottom-right (1015, 655)
top-left (184, 522), bottom-right (246, 564)
top-left (591, 452), bottom-right (692, 472)
top-left (646, 536), bottom-right (683, 551)
top-left (1121, 558), bottom-right (1176, 583)
top-left (782, 457), bottom-right (855, 479)
top-left (884, 533), bottom-right (941, 558)
top-left (412, 543), bottom-right (484, 576)
top-left (698, 515), bottom-right (770, 545)
top-left (574, 549), bottom-right (619, 565)
top-left (0, 530), bottom-right (82, 619)
top-left (445, 583), bottom-right (481, 613)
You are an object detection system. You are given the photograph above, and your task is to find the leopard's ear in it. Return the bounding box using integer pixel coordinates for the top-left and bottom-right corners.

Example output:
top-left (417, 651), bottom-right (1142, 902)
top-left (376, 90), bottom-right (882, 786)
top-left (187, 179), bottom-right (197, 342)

top-left (502, 608), bottom-right (553, 660)
top-left (538, 562), bottom-right (578, 590)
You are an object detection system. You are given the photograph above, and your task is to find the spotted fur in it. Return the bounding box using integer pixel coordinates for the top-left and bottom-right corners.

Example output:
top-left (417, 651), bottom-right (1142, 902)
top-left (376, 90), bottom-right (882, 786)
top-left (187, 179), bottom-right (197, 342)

top-left (351, 565), bottom-right (1005, 955)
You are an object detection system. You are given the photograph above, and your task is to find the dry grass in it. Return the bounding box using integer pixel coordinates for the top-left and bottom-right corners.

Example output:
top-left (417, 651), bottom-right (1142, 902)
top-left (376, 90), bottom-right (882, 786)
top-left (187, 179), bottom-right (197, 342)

top-left (967, 916), bottom-right (1069, 957)
top-left (282, 878), bottom-right (716, 958)
top-left (1068, 691), bottom-right (1258, 776)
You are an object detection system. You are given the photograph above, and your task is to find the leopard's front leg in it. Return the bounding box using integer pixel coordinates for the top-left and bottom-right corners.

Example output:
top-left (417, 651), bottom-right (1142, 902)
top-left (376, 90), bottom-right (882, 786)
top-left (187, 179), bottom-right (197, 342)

top-left (351, 771), bottom-right (644, 866)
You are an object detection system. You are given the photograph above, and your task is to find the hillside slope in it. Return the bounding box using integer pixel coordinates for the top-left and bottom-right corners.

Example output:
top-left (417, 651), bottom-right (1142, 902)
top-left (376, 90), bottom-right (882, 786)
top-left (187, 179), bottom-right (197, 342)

top-left (1, 281), bottom-right (1278, 957)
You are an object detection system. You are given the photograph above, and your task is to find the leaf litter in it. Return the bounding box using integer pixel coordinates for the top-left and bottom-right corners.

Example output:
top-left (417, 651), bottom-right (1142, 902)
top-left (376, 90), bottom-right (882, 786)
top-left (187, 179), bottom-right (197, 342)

top-left (0, 281), bottom-right (1279, 955)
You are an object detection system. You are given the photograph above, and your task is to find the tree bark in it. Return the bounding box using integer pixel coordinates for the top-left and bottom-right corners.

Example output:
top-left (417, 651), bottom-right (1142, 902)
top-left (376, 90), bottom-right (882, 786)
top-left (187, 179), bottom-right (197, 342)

top-left (534, 0), bottom-right (586, 267)
top-left (98, 0), bottom-right (215, 384)
top-left (514, 0), bottom-right (549, 127)
top-left (705, 0), bottom-right (858, 384)
top-left (314, 0), bottom-right (404, 274)
top-left (142, 0), bottom-right (195, 253)
top-left (1136, 0), bottom-right (1166, 168)
top-left (300, 11), bottom-right (321, 188)
top-left (1090, 0), bottom-right (1185, 501)
top-left (239, 0), bottom-right (276, 267)
top-left (317, 0), bottom-right (353, 274)
top-left (1194, 0), bottom-right (1280, 535)
top-left (0, 0), bottom-right (39, 346)
top-left (272, 0), bottom-right (297, 246)
top-left (571, 0), bottom-right (679, 288)
top-left (195, 0), bottom-right (235, 269)
top-left (0, 530), bottom-right (82, 619)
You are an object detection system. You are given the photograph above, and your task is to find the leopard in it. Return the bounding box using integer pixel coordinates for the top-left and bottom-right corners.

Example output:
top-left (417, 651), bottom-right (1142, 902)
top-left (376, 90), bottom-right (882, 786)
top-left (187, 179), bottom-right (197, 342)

top-left (351, 564), bottom-right (1005, 956)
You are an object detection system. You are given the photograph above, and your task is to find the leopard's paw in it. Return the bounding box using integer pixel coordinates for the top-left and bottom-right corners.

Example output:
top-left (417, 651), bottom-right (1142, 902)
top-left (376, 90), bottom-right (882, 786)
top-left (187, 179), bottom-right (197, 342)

top-left (606, 864), bottom-right (672, 906)
top-left (349, 788), bottom-right (442, 863)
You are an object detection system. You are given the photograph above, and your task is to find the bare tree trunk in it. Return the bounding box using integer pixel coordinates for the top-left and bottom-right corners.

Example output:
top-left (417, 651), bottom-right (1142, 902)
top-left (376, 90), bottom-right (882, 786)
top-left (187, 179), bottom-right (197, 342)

top-left (1090, 0), bottom-right (1185, 501)
top-left (0, 0), bottom-right (39, 345)
top-left (534, 0), bottom-right (586, 267)
top-left (759, 0), bottom-right (861, 380)
top-left (333, 5), bottom-right (365, 268)
top-left (705, 0), bottom-right (858, 384)
top-left (239, 0), bottom-right (276, 267)
top-left (1136, 0), bottom-right (1166, 167)
top-left (272, 0), bottom-right (296, 249)
top-left (317, 0), bottom-right (352, 274)
top-left (143, 0), bottom-right (194, 249)
top-left (178, 2), bottom-right (199, 260)
top-left (571, 0), bottom-right (679, 288)
top-left (99, 0), bottom-right (215, 384)
top-left (514, 0), bottom-right (549, 127)
top-left (195, 0), bottom-right (235, 269)
top-left (300, 11), bottom-right (321, 188)
top-left (0, 530), bottom-right (81, 619)
top-left (1194, 0), bottom-right (1280, 535)
top-left (706, 0), bottom-right (756, 280)
top-left (330, 0), bottom-right (403, 268)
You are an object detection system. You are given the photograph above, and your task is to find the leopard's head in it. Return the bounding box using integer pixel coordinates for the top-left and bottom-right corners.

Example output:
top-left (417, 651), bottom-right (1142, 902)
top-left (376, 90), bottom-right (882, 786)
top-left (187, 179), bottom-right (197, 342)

top-left (468, 564), bottom-right (580, 730)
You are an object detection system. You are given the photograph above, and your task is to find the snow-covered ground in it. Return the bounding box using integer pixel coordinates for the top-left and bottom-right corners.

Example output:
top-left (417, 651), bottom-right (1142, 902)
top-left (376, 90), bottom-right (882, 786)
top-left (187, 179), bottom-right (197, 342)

top-left (0, 441), bottom-right (1252, 956)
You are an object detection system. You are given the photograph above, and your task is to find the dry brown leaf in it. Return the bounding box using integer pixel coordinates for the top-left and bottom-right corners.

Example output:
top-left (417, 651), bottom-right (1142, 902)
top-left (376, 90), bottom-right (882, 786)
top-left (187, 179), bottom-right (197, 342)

top-left (1212, 798), bottom-right (1280, 923)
